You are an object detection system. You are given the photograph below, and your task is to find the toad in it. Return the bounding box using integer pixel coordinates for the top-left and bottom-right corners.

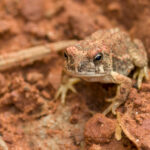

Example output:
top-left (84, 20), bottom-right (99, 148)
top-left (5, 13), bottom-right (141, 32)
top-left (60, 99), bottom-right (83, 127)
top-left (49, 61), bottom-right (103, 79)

top-left (56, 28), bottom-right (149, 115)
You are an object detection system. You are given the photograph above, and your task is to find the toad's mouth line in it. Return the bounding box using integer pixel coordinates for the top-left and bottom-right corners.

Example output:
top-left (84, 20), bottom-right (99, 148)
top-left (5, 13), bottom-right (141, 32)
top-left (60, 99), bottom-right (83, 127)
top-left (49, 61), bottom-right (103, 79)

top-left (64, 69), bottom-right (107, 77)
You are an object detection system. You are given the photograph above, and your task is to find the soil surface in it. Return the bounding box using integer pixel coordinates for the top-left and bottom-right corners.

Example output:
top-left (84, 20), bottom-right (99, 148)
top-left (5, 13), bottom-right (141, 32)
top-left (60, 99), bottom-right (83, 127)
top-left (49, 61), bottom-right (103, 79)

top-left (0, 0), bottom-right (150, 150)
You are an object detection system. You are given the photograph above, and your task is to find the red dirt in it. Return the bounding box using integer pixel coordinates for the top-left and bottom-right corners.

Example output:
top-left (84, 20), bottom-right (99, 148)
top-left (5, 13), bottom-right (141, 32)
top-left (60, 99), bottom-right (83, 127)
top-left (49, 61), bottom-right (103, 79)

top-left (119, 83), bottom-right (150, 149)
top-left (84, 114), bottom-right (116, 144)
top-left (0, 0), bottom-right (150, 149)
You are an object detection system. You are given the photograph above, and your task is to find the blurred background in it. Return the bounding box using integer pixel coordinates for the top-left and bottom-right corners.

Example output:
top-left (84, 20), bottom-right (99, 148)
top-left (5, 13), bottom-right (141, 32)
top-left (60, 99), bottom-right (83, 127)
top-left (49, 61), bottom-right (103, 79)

top-left (0, 0), bottom-right (149, 57)
top-left (0, 0), bottom-right (149, 150)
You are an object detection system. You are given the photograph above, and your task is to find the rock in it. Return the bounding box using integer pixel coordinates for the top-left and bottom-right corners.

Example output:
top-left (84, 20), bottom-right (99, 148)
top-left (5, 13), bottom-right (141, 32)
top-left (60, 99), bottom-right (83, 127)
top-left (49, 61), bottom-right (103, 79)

top-left (84, 113), bottom-right (116, 144)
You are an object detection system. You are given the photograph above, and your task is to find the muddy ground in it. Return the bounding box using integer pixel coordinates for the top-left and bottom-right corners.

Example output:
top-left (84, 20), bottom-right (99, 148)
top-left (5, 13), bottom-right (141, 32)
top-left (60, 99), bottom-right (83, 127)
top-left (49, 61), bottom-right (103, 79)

top-left (0, 0), bottom-right (150, 149)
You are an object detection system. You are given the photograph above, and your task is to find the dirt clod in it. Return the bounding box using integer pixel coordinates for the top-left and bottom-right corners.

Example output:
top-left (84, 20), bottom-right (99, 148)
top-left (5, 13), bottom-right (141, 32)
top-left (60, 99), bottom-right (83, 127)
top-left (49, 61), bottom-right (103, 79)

top-left (20, 0), bottom-right (44, 21)
top-left (84, 113), bottom-right (116, 144)
top-left (26, 71), bottom-right (43, 84)
top-left (119, 86), bottom-right (150, 149)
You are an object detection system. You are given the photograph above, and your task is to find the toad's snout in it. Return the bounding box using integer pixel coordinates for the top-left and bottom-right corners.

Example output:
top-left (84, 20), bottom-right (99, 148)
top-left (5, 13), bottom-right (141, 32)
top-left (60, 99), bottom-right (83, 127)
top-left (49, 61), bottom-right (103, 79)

top-left (66, 57), bottom-right (95, 73)
top-left (76, 62), bottom-right (95, 73)
top-left (65, 46), bottom-right (95, 74)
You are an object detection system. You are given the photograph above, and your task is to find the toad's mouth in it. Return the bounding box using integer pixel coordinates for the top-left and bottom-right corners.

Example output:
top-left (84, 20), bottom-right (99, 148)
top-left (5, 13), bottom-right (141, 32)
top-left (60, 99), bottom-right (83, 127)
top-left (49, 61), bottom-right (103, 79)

top-left (64, 69), bottom-right (107, 77)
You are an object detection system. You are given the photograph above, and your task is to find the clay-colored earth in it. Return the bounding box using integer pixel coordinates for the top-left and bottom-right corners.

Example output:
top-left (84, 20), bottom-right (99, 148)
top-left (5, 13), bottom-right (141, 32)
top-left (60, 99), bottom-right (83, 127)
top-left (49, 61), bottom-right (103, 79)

top-left (0, 0), bottom-right (150, 149)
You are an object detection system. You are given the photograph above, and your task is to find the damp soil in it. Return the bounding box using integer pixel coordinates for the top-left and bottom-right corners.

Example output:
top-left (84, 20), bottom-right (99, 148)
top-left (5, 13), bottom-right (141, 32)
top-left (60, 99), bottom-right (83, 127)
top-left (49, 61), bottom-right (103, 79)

top-left (0, 0), bottom-right (150, 149)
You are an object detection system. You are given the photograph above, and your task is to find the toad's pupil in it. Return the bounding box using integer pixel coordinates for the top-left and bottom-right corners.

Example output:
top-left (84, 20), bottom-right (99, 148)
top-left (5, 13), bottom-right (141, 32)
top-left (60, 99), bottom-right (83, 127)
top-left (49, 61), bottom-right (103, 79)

top-left (94, 53), bottom-right (103, 61)
top-left (64, 52), bottom-right (68, 59)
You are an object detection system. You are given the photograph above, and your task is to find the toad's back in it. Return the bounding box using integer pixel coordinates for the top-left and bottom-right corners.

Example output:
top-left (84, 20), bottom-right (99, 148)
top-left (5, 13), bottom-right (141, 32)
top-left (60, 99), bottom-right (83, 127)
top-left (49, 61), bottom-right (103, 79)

top-left (86, 28), bottom-right (136, 76)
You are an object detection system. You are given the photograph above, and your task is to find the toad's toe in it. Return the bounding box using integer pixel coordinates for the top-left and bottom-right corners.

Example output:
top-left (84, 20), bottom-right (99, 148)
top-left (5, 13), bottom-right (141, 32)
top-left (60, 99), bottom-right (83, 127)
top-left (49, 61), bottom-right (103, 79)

top-left (55, 78), bottom-right (80, 104)
top-left (133, 66), bottom-right (149, 89)
top-left (103, 100), bottom-right (123, 115)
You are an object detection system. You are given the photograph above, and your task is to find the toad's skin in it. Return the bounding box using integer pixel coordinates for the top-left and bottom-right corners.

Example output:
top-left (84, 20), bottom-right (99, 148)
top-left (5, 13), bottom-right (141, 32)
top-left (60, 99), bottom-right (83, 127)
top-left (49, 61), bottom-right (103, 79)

top-left (56, 28), bottom-right (149, 115)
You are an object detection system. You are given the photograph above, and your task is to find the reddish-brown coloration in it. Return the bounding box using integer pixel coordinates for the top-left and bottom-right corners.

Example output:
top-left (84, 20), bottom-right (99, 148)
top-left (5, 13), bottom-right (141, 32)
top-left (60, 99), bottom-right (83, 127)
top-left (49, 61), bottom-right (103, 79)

top-left (0, 0), bottom-right (149, 149)
top-left (20, 0), bottom-right (44, 21)
top-left (88, 144), bottom-right (102, 150)
top-left (84, 114), bottom-right (116, 144)
top-left (87, 45), bottom-right (109, 59)
top-left (119, 84), bottom-right (150, 149)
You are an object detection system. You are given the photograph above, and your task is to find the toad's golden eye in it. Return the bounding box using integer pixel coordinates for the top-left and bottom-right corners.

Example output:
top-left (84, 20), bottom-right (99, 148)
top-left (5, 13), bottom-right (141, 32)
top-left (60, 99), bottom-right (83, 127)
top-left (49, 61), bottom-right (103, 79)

top-left (94, 53), bottom-right (103, 61)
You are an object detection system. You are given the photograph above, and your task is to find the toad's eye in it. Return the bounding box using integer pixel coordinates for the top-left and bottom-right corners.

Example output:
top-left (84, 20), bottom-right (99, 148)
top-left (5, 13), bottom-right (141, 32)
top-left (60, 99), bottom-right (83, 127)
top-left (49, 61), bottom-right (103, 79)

top-left (94, 53), bottom-right (103, 61)
top-left (64, 52), bottom-right (68, 59)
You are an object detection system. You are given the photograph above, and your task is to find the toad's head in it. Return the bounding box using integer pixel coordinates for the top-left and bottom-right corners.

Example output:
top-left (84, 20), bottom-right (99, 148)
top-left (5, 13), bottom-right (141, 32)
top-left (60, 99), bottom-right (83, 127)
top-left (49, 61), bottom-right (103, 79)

top-left (64, 40), bottom-right (112, 78)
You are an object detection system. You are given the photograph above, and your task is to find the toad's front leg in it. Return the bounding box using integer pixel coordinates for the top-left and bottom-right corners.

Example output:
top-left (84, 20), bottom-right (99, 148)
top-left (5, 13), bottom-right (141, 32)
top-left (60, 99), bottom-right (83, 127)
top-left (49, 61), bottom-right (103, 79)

top-left (103, 72), bottom-right (132, 115)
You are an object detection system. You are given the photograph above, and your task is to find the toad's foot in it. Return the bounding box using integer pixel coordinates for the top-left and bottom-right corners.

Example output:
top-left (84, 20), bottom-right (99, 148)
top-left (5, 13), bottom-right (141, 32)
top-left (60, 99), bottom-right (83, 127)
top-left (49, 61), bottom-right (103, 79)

top-left (103, 72), bottom-right (132, 115)
top-left (133, 66), bottom-right (149, 89)
top-left (103, 99), bottom-right (125, 116)
top-left (55, 78), bottom-right (80, 104)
